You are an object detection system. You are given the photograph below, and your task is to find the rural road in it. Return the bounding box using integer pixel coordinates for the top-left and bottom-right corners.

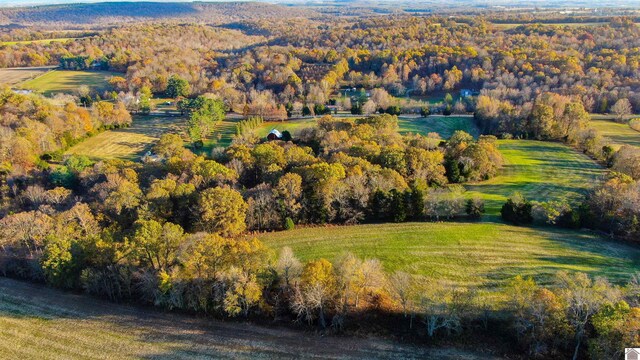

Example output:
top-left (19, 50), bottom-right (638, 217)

top-left (0, 277), bottom-right (502, 359)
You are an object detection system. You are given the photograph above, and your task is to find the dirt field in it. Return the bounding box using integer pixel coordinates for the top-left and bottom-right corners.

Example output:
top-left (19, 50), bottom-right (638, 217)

top-left (0, 66), bottom-right (56, 86)
top-left (0, 277), bottom-right (501, 359)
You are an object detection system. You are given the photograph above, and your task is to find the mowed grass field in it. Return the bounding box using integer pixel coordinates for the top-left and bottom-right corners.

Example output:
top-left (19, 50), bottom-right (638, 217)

top-left (589, 118), bottom-right (640, 149)
top-left (398, 115), bottom-right (479, 138)
top-left (65, 115), bottom-right (186, 161)
top-left (19, 70), bottom-right (119, 96)
top-left (259, 222), bottom-right (640, 289)
top-left (0, 277), bottom-right (476, 360)
top-left (465, 140), bottom-right (605, 215)
top-left (0, 66), bottom-right (55, 86)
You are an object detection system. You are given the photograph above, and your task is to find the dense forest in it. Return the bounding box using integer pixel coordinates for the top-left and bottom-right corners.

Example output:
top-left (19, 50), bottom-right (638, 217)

top-left (0, 3), bottom-right (639, 359)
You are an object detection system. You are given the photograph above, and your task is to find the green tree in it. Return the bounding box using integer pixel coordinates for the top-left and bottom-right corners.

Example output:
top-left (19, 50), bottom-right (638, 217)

top-left (187, 97), bottom-right (225, 144)
top-left (41, 235), bottom-right (81, 289)
top-left (166, 75), bottom-right (191, 98)
top-left (465, 198), bottom-right (485, 219)
top-left (589, 301), bottom-right (640, 359)
top-left (501, 193), bottom-right (533, 225)
top-left (139, 86), bottom-right (153, 114)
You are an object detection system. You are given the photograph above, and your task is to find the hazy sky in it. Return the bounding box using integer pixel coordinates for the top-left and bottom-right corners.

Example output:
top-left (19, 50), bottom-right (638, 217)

top-left (0, 0), bottom-right (635, 7)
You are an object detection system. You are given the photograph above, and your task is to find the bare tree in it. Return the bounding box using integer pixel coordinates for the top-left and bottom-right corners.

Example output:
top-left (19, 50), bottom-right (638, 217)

top-left (611, 98), bottom-right (632, 122)
top-left (276, 247), bottom-right (302, 288)
top-left (554, 271), bottom-right (621, 360)
top-left (388, 271), bottom-right (416, 328)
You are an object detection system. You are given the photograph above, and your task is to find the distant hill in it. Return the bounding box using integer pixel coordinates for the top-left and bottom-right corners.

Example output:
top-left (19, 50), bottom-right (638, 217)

top-left (0, 2), bottom-right (317, 25)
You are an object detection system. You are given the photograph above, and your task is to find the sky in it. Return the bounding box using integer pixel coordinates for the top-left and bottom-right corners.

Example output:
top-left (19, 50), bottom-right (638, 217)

top-left (0, 0), bottom-right (635, 8)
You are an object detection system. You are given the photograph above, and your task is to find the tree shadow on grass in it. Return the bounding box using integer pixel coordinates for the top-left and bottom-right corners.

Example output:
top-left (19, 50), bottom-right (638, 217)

top-left (0, 277), bottom-right (448, 359)
top-left (478, 226), bottom-right (640, 289)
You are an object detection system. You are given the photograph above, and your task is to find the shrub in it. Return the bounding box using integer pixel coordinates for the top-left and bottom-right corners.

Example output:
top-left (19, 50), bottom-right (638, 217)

top-left (501, 193), bottom-right (533, 225)
top-left (385, 105), bottom-right (402, 115)
top-left (284, 217), bottom-right (295, 230)
top-left (281, 130), bottom-right (292, 142)
top-left (465, 198), bottom-right (485, 220)
top-left (532, 201), bottom-right (571, 225)
top-left (629, 118), bottom-right (640, 132)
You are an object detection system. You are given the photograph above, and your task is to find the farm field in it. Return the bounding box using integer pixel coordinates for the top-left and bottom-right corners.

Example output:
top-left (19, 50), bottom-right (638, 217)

top-left (65, 115), bottom-right (185, 161)
top-left (465, 140), bottom-right (605, 215)
top-left (0, 277), bottom-right (486, 360)
top-left (0, 66), bottom-right (55, 86)
top-left (589, 118), bottom-right (640, 148)
top-left (19, 70), bottom-right (119, 96)
top-left (259, 222), bottom-right (640, 290)
top-left (1, 37), bottom-right (76, 46)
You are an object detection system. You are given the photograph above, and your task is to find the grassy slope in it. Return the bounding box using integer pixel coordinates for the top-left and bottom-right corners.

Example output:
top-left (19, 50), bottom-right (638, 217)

top-left (589, 118), bottom-right (640, 149)
top-left (465, 140), bottom-right (605, 215)
top-left (259, 222), bottom-right (640, 289)
top-left (1, 277), bottom-right (465, 360)
top-left (65, 115), bottom-right (186, 161)
top-left (19, 70), bottom-right (119, 96)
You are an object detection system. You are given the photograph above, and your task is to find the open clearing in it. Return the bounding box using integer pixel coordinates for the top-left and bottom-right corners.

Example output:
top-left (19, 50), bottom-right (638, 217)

top-left (65, 115), bottom-right (186, 161)
top-left (260, 222), bottom-right (640, 290)
top-left (209, 114), bottom-right (477, 150)
top-left (1, 38), bottom-right (76, 46)
top-left (589, 118), bottom-right (640, 149)
top-left (212, 117), bottom-right (317, 148)
top-left (398, 115), bottom-right (479, 138)
top-left (0, 277), bottom-right (496, 360)
top-left (465, 140), bottom-right (605, 215)
top-left (0, 66), bottom-right (55, 86)
top-left (19, 70), bottom-right (119, 96)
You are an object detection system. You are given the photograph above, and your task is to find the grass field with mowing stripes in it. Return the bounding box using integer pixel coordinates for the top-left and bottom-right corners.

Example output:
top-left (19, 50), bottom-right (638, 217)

top-left (65, 115), bottom-right (186, 161)
top-left (398, 115), bottom-right (479, 138)
top-left (19, 70), bottom-right (120, 96)
top-left (465, 140), bottom-right (605, 215)
top-left (259, 222), bottom-right (640, 290)
top-left (589, 118), bottom-right (640, 149)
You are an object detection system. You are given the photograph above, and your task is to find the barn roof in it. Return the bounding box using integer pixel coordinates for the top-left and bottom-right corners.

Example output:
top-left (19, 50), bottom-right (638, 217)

top-left (268, 129), bottom-right (282, 138)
